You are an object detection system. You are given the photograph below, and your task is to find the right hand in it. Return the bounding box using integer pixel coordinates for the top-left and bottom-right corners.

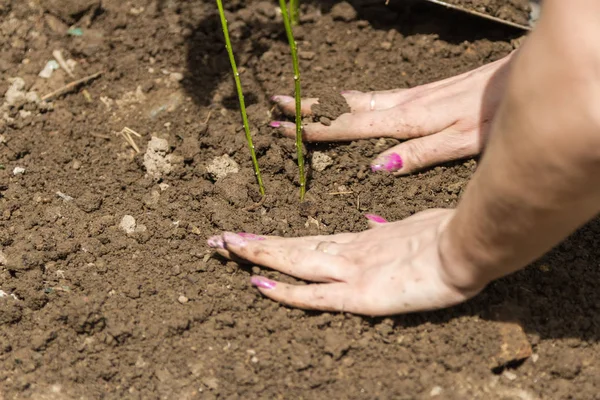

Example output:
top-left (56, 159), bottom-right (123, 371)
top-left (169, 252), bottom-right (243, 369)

top-left (270, 52), bottom-right (514, 175)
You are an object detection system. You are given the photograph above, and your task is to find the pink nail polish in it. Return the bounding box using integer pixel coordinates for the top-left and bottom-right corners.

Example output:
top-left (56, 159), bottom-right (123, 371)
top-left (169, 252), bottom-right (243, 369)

top-left (269, 121), bottom-right (282, 128)
top-left (223, 232), bottom-right (247, 247)
top-left (365, 214), bottom-right (388, 223)
top-left (371, 153), bottom-right (403, 172)
top-left (340, 90), bottom-right (359, 95)
top-left (251, 276), bottom-right (276, 289)
top-left (271, 95), bottom-right (294, 104)
top-left (237, 232), bottom-right (265, 241)
top-left (207, 235), bottom-right (225, 249)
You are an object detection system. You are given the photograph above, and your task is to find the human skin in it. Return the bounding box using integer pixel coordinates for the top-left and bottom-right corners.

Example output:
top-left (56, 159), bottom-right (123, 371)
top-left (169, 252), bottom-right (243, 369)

top-left (270, 53), bottom-right (513, 175)
top-left (207, 0), bottom-right (600, 316)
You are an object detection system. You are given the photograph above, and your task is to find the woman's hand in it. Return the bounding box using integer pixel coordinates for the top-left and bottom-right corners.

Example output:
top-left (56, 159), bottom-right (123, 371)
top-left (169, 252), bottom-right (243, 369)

top-left (207, 210), bottom-right (486, 316)
top-left (270, 53), bottom-right (513, 175)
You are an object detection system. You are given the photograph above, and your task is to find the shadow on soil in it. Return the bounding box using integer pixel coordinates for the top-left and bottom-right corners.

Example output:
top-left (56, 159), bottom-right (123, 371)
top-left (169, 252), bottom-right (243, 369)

top-left (183, 0), bottom-right (521, 108)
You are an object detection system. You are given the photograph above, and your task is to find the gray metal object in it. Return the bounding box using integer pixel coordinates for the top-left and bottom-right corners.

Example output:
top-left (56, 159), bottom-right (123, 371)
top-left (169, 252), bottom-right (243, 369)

top-left (422, 0), bottom-right (541, 31)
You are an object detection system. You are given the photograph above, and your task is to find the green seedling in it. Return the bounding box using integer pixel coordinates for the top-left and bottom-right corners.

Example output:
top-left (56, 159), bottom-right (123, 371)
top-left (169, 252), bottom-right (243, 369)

top-left (279, 0), bottom-right (306, 200)
top-left (216, 0), bottom-right (265, 196)
top-left (289, 0), bottom-right (299, 25)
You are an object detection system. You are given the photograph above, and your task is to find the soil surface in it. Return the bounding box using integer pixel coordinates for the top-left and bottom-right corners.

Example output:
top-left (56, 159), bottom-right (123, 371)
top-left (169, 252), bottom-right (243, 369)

top-left (1, 0), bottom-right (600, 399)
top-left (444, 0), bottom-right (532, 26)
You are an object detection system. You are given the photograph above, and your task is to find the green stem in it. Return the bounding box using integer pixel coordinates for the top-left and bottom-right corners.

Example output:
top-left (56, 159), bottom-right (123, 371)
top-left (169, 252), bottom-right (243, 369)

top-left (216, 0), bottom-right (265, 196)
top-left (289, 0), bottom-right (299, 25)
top-left (279, 0), bottom-right (306, 200)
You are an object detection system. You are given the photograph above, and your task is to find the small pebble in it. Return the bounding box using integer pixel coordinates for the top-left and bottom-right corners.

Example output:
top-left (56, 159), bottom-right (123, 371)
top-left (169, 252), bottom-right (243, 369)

top-left (178, 295), bottom-right (189, 304)
top-left (207, 154), bottom-right (240, 180)
top-left (330, 1), bottom-right (358, 21)
top-left (311, 151), bottom-right (334, 172)
top-left (430, 386), bottom-right (443, 397)
top-left (503, 370), bottom-right (517, 381)
top-left (299, 51), bottom-right (316, 60)
top-left (120, 215), bottom-right (137, 234)
top-left (13, 167), bottom-right (25, 175)
top-left (72, 160), bottom-right (82, 170)
top-left (169, 72), bottom-right (184, 82)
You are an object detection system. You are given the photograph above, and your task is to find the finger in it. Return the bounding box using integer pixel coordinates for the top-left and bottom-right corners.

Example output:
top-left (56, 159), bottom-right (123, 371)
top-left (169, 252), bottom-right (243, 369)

top-left (271, 90), bottom-right (407, 118)
top-left (250, 277), bottom-right (365, 313)
top-left (340, 89), bottom-right (407, 112)
top-left (222, 233), bottom-right (352, 282)
top-left (370, 127), bottom-right (480, 175)
top-left (272, 105), bottom-right (452, 142)
top-left (271, 95), bottom-right (317, 116)
top-left (364, 213), bottom-right (388, 228)
top-left (209, 232), bottom-right (360, 255)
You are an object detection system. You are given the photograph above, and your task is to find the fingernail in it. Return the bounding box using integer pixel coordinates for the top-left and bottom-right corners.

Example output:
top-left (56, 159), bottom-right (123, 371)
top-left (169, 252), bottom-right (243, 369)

top-left (251, 276), bottom-right (276, 289)
top-left (340, 90), bottom-right (360, 95)
top-left (237, 232), bottom-right (265, 241)
top-left (271, 95), bottom-right (294, 104)
top-left (207, 235), bottom-right (225, 249)
top-left (371, 153), bottom-right (403, 172)
top-left (365, 214), bottom-right (388, 223)
top-left (223, 232), bottom-right (247, 247)
top-left (269, 121), bottom-right (296, 129)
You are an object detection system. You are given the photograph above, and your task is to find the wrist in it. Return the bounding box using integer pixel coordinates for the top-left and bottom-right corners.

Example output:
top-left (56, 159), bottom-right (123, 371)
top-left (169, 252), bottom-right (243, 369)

top-left (437, 214), bottom-right (490, 296)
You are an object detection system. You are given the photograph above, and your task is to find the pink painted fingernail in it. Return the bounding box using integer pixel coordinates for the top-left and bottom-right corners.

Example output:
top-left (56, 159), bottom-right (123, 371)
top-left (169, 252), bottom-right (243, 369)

top-left (269, 121), bottom-right (296, 129)
top-left (223, 232), bottom-right (247, 247)
top-left (207, 235), bottom-right (225, 249)
top-left (371, 153), bottom-right (403, 172)
top-left (365, 214), bottom-right (388, 223)
top-left (271, 95), bottom-right (294, 104)
top-left (340, 90), bottom-right (360, 95)
top-left (251, 276), bottom-right (276, 289)
top-left (237, 232), bottom-right (265, 241)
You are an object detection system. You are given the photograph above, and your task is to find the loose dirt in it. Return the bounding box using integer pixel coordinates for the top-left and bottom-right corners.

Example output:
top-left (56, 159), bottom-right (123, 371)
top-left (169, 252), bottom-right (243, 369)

top-left (1, 0), bottom-right (599, 399)
top-left (445, 0), bottom-right (532, 26)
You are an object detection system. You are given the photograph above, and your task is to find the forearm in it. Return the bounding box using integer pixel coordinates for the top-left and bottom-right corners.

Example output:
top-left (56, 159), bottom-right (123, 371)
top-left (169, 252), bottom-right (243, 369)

top-left (440, 0), bottom-right (600, 289)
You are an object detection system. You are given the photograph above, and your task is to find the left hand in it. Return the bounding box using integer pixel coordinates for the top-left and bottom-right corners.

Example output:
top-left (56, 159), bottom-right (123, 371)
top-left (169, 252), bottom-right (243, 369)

top-left (207, 209), bottom-right (484, 316)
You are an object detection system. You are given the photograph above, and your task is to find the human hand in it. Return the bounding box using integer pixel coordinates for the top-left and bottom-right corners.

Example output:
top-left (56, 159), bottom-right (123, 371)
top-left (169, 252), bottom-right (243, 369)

top-left (207, 210), bottom-right (485, 316)
top-left (270, 54), bottom-right (513, 175)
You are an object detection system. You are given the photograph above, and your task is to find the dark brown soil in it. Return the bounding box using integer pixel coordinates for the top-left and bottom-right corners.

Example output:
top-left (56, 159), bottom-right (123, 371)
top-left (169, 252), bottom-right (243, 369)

top-left (444, 0), bottom-right (532, 26)
top-left (311, 90), bottom-right (351, 125)
top-left (1, 0), bottom-right (599, 399)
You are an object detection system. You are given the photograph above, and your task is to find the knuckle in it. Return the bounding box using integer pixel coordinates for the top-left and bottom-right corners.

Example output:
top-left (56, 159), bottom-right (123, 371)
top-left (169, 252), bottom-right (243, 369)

top-left (401, 140), bottom-right (429, 170)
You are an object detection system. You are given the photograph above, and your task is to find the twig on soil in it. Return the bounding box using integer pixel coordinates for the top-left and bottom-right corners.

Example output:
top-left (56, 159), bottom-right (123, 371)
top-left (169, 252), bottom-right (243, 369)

top-left (41, 71), bottom-right (104, 101)
top-left (216, 0), bottom-right (266, 196)
top-left (116, 127), bottom-right (141, 153)
top-left (52, 49), bottom-right (75, 78)
top-left (82, 89), bottom-right (92, 103)
top-left (279, 0), bottom-right (306, 201)
top-left (203, 111), bottom-right (213, 124)
top-left (327, 191), bottom-right (354, 195)
top-left (242, 195), bottom-right (267, 212)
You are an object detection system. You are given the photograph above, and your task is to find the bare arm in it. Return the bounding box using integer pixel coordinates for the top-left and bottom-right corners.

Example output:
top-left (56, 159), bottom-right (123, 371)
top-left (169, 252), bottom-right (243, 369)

top-left (440, 0), bottom-right (600, 290)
